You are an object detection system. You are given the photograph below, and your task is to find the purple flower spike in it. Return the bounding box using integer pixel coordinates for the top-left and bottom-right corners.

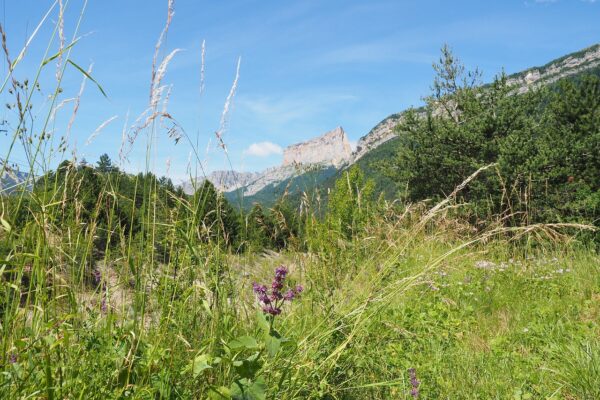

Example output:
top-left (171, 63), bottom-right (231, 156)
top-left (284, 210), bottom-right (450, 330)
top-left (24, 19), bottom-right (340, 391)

top-left (253, 266), bottom-right (302, 319)
top-left (408, 368), bottom-right (420, 398)
top-left (9, 353), bottom-right (17, 364)
top-left (275, 266), bottom-right (288, 279)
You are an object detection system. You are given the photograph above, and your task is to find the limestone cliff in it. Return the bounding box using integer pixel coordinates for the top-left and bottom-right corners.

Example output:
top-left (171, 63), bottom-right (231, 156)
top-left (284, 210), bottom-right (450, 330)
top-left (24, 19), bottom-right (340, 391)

top-left (283, 126), bottom-right (352, 167)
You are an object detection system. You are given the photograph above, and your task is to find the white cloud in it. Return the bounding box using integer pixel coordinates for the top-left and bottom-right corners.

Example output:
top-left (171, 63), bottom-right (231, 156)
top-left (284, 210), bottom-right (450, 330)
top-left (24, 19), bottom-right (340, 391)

top-left (244, 141), bottom-right (283, 157)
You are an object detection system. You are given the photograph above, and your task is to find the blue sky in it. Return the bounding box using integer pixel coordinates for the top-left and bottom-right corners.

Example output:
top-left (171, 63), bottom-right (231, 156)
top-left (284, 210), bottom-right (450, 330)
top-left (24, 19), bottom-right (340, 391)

top-left (1, 0), bottom-right (599, 183)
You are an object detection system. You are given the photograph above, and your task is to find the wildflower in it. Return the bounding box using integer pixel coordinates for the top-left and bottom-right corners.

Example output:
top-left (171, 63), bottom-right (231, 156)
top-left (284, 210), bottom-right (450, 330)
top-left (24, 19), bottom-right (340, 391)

top-left (262, 305), bottom-right (281, 315)
top-left (92, 268), bottom-right (102, 287)
top-left (252, 282), bottom-right (267, 295)
top-left (253, 266), bottom-right (302, 317)
top-left (408, 368), bottom-right (420, 398)
top-left (100, 296), bottom-right (108, 314)
top-left (8, 353), bottom-right (17, 364)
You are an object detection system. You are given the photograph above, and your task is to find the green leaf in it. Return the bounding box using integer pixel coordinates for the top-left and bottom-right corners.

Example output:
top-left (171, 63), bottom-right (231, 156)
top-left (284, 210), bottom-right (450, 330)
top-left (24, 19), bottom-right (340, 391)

top-left (191, 354), bottom-right (212, 378)
top-left (228, 336), bottom-right (258, 350)
top-left (0, 216), bottom-right (11, 233)
top-left (209, 386), bottom-right (232, 399)
top-left (230, 377), bottom-right (266, 400)
top-left (41, 40), bottom-right (79, 67)
top-left (234, 353), bottom-right (262, 379)
top-left (264, 334), bottom-right (281, 357)
top-left (255, 311), bottom-right (270, 334)
top-left (246, 377), bottom-right (266, 400)
top-left (67, 59), bottom-right (108, 98)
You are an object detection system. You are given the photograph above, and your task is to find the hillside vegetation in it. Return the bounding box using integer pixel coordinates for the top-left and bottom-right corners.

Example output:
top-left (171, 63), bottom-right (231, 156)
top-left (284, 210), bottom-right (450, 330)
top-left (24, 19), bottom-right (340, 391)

top-left (1, 2), bottom-right (599, 399)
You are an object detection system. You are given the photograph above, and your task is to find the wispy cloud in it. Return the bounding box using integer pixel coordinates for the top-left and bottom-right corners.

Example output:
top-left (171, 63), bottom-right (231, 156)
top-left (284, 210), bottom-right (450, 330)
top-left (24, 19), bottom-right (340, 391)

top-left (312, 39), bottom-right (434, 67)
top-left (243, 141), bottom-right (283, 157)
top-left (237, 92), bottom-right (358, 128)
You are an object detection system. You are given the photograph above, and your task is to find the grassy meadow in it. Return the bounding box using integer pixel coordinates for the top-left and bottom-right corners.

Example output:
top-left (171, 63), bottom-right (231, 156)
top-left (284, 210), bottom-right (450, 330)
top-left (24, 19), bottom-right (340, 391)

top-left (1, 1), bottom-right (599, 399)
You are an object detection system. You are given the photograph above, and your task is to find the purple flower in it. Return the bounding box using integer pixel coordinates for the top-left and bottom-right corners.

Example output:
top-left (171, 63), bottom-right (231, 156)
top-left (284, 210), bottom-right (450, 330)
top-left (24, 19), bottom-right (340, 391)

top-left (283, 289), bottom-right (296, 301)
top-left (253, 266), bottom-right (302, 318)
top-left (252, 282), bottom-right (267, 295)
top-left (258, 293), bottom-right (271, 304)
top-left (100, 291), bottom-right (108, 314)
top-left (274, 266), bottom-right (288, 279)
top-left (262, 305), bottom-right (281, 315)
top-left (8, 353), bottom-right (17, 364)
top-left (92, 269), bottom-right (102, 287)
top-left (408, 368), bottom-right (420, 398)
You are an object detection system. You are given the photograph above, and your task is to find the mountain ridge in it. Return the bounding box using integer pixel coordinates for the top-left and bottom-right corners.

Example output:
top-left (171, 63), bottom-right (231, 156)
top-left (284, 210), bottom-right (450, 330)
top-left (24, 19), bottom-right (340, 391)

top-left (231, 42), bottom-right (600, 207)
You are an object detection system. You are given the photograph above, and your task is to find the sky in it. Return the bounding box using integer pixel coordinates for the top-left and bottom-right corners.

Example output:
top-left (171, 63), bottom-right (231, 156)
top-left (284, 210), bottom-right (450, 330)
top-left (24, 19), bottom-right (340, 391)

top-left (1, 0), bottom-right (599, 183)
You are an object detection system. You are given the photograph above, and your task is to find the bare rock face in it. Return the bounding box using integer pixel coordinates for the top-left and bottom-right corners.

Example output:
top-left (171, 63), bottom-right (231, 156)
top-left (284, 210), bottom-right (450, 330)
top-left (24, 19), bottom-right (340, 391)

top-left (182, 170), bottom-right (259, 194)
top-left (352, 114), bottom-right (402, 162)
top-left (238, 164), bottom-right (303, 196)
top-left (238, 127), bottom-right (352, 196)
top-left (282, 127), bottom-right (352, 167)
top-left (507, 44), bottom-right (600, 93)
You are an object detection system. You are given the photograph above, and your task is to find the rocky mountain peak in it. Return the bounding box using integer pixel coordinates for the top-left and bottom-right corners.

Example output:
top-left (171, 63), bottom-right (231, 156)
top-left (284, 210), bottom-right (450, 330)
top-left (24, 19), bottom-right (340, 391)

top-left (282, 126), bottom-right (352, 167)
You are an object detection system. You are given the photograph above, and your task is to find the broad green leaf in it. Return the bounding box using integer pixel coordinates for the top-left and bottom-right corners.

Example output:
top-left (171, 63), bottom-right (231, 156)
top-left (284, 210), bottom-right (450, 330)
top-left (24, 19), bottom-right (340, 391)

top-left (191, 354), bottom-right (212, 378)
top-left (234, 353), bottom-right (262, 379)
top-left (230, 377), bottom-right (266, 400)
top-left (228, 336), bottom-right (258, 350)
top-left (264, 334), bottom-right (280, 357)
top-left (246, 377), bottom-right (266, 400)
top-left (255, 311), bottom-right (270, 334)
top-left (209, 386), bottom-right (232, 399)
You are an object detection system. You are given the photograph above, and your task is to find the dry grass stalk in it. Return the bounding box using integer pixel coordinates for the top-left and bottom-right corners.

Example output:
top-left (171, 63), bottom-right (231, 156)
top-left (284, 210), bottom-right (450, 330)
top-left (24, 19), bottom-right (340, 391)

top-left (85, 115), bottom-right (118, 145)
top-left (215, 57), bottom-right (241, 152)
top-left (56, 0), bottom-right (65, 82)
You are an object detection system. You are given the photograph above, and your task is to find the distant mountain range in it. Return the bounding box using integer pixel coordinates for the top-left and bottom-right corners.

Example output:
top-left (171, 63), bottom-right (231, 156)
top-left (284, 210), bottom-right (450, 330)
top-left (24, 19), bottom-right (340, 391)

top-left (4, 44), bottom-right (599, 205)
top-left (209, 43), bottom-right (600, 208)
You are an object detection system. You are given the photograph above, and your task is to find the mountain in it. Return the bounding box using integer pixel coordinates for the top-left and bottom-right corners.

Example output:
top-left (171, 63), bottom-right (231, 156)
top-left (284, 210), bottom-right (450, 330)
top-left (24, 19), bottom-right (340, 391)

top-left (225, 43), bottom-right (600, 208)
top-left (0, 166), bottom-right (30, 195)
top-left (352, 43), bottom-right (600, 163)
top-left (182, 170), bottom-right (259, 195)
top-left (283, 126), bottom-right (352, 167)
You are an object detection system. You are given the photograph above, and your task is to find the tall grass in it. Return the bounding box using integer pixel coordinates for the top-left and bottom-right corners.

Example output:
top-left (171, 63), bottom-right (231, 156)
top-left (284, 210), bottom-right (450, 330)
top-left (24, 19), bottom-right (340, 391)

top-left (1, 1), bottom-right (598, 399)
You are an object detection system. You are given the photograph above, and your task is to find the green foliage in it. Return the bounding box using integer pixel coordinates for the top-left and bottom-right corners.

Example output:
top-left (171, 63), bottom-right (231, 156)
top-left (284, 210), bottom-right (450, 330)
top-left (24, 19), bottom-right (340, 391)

top-left (328, 165), bottom-right (376, 238)
top-left (96, 153), bottom-right (116, 173)
top-left (384, 45), bottom-right (600, 230)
